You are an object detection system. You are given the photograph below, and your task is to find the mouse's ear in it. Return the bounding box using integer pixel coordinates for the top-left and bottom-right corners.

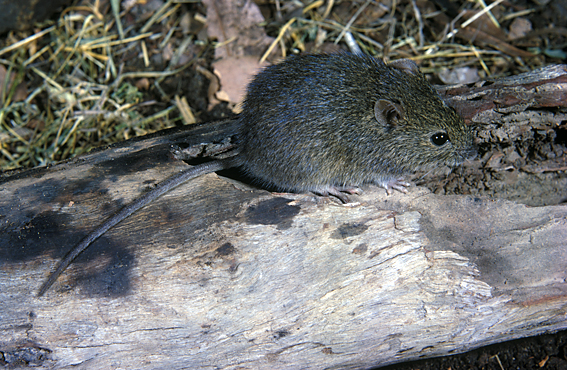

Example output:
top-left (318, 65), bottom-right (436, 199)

top-left (375, 99), bottom-right (405, 127)
top-left (388, 59), bottom-right (419, 75)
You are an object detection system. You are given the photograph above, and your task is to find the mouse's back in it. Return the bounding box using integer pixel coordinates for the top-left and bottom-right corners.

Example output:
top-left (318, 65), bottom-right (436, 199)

top-left (237, 53), bottom-right (474, 195)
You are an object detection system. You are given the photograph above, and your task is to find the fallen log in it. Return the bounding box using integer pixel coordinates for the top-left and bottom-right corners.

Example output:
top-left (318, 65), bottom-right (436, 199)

top-left (0, 65), bottom-right (566, 369)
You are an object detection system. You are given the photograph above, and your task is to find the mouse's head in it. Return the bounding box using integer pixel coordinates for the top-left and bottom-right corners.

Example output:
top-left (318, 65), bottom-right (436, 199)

top-left (373, 59), bottom-right (476, 173)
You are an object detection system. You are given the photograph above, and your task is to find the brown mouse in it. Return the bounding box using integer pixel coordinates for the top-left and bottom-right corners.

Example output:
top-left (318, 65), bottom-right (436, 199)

top-left (37, 53), bottom-right (475, 296)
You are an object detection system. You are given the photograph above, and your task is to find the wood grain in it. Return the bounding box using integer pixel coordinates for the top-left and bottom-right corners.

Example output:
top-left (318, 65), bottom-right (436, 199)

top-left (1, 67), bottom-right (566, 369)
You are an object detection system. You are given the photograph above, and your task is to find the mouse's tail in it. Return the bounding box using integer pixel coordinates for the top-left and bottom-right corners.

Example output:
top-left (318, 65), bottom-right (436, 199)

top-left (37, 158), bottom-right (240, 297)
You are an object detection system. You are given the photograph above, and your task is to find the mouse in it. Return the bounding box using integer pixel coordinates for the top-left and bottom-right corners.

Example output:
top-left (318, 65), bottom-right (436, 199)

top-left (37, 53), bottom-right (476, 296)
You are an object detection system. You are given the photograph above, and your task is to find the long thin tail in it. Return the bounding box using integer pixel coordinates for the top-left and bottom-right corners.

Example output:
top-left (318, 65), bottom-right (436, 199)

top-left (37, 158), bottom-right (239, 297)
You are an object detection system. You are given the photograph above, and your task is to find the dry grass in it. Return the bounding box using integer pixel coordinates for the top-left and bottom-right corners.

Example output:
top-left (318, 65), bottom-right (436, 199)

top-left (0, 0), bottom-right (555, 171)
top-left (0, 1), bottom-right (191, 170)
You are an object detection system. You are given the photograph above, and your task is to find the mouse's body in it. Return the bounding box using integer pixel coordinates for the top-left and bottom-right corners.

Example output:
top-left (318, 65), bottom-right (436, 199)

top-left (238, 53), bottom-right (475, 199)
top-left (37, 53), bottom-right (475, 296)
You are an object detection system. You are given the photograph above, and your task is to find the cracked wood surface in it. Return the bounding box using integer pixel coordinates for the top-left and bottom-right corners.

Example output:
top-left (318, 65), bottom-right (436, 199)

top-left (1, 66), bottom-right (566, 369)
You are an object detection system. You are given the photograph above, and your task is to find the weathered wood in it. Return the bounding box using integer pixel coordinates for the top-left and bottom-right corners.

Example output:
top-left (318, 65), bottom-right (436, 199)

top-left (427, 64), bottom-right (567, 206)
top-left (1, 67), bottom-right (566, 369)
top-left (440, 63), bottom-right (567, 122)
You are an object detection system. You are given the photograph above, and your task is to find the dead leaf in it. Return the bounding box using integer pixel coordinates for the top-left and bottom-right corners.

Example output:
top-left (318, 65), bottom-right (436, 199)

top-left (202, 0), bottom-right (274, 59)
top-left (213, 56), bottom-right (266, 106)
top-left (202, 0), bottom-right (273, 108)
top-left (438, 67), bottom-right (480, 85)
top-left (333, 1), bottom-right (390, 27)
top-left (508, 17), bottom-right (533, 40)
top-left (0, 65), bottom-right (28, 103)
top-left (456, 10), bottom-right (534, 58)
top-left (457, 27), bottom-right (534, 58)
top-left (461, 9), bottom-right (507, 41)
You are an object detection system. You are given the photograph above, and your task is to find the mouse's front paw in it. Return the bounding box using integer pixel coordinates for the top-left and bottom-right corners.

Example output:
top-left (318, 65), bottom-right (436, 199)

top-left (381, 178), bottom-right (411, 195)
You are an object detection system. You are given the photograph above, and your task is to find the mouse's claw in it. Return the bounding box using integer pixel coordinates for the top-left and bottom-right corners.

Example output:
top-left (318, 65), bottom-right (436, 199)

top-left (381, 178), bottom-right (411, 195)
top-left (341, 187), bottom-right (363, 195)
top-left (313, 186), bottom-right (362, 203)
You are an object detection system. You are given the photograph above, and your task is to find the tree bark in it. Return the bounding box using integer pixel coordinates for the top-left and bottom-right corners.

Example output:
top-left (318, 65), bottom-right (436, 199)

top-left (0, 66), bottom-right (566, 369)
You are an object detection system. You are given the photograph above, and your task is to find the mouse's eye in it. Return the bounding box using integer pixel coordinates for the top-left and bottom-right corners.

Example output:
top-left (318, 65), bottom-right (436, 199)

top-left (431, 132), bottom-right (449, 146)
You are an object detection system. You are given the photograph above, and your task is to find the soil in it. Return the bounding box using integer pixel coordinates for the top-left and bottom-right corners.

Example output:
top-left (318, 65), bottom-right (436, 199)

top-left (380, 329), bottom-right (567, 370)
